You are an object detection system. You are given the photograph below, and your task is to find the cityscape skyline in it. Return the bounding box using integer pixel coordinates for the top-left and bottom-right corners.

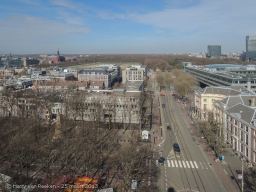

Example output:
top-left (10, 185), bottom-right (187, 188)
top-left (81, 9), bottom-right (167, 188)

top-left (1, 0), bottom-right (256, 54)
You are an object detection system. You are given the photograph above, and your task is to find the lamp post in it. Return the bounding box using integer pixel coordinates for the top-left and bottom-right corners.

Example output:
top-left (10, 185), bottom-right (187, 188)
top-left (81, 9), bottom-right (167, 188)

top-left (242, 157), bottom-right (244, 192)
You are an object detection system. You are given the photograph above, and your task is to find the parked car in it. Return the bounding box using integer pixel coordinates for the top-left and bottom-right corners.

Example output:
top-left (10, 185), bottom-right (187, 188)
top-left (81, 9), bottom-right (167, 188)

top-left (160, 93), bottom-right (165, 96)
top-left (158, 157), bottom-right (165, 165)
top-left (162, 104), bottom-right (165, 108)
top-left (167, 125), bottom-right (171, 131)
top-left (174, 143), bottom-right (181, 153)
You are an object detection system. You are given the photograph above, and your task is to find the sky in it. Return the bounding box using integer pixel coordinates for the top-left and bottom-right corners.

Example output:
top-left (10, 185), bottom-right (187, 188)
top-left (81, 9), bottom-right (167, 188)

top-left (1, 0), bottom-right (256, 54)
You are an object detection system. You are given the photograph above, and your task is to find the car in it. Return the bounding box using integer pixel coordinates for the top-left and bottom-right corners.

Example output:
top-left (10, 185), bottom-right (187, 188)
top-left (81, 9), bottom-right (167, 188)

top-left (174, 143), bottom-right (181, 153)
top-left (162, 104), bottom-right (165, 108)
top-left (160, 93), bottom-right (165, 96)
top-left (158, 157), bottom-right (165, 165)
top-left (167, 125), bottom-right (171, 131)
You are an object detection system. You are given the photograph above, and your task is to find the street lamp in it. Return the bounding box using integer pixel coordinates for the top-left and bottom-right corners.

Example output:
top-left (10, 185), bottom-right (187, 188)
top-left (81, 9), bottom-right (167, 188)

top-left (242, 157), bottom-right (244, 192)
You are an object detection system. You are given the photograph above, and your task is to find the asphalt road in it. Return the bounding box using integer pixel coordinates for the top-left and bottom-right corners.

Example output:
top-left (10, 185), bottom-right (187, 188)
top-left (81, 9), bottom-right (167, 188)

top-left (156, 92), bottom-right (227, 192)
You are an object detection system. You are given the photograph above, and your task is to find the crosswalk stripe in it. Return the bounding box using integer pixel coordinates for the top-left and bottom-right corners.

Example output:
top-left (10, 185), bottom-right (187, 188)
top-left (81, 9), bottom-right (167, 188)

top-left (174, 160), bottom-right (178, 167)
top-left (171, 160), bottom-right (174, 167)
top-left (167, 160), bottom-right (210, 170)
top-left (204, 162), bottom-right (208, 169)
top-left (194, 161), bottom-right (198, 169)
top-left (190, 161), bottom-right (194, 168)
top-left (182, 161), bottom-right (186, 168)
top-left (199, 162), bottom-right (204, 169)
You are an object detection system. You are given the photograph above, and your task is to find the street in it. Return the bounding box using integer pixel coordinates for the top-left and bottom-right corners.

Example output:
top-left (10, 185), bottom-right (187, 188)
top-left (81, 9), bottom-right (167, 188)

top-left (155, 92), bottom-right (227, 192)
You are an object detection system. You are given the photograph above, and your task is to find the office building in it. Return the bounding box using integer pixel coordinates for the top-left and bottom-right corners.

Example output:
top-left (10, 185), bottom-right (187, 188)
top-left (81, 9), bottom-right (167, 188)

top-left (246, 36), bottom-right (256, 61)
top-left (183, 64), bottom-right (256, 93)
top-left (207, 45), bottom-right (221, 58)
top-left (122, 64), bottom-right (147, 83)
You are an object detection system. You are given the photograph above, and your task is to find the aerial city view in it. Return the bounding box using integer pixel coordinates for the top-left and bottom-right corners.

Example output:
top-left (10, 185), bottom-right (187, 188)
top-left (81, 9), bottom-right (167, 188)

top-left (1, 0), bottom-right (256, 192)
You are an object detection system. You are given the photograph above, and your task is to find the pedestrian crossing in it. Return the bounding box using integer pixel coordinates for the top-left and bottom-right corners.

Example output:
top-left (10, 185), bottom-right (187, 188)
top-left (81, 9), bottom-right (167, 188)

top-left (166, 160), bottom-right (209, 169)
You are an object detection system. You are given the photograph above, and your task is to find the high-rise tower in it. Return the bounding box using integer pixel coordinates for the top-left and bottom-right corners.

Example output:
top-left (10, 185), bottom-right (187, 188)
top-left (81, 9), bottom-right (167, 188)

top-left (246, 36), bottom-right (256, 61)
top-left (207, 45), bottom-right (221, 58)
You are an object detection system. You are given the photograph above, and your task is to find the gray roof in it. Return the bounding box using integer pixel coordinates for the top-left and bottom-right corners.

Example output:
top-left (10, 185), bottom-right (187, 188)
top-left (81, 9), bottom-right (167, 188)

top-left (226, 104), bottom-right (256, 124)
top-left (203, 87), bottom-right (241, 96)
top-left (220, 95), bottom-right (256, 109)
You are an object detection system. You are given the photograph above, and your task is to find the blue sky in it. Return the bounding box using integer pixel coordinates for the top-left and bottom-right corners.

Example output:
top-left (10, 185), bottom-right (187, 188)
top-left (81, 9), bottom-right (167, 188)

top-left (1, 0), bottom-right (256, 54)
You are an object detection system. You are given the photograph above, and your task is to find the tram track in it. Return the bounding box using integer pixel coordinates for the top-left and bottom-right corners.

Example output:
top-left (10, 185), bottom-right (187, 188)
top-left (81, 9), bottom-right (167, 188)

top-left (165, 95), bottom-right (207, 192)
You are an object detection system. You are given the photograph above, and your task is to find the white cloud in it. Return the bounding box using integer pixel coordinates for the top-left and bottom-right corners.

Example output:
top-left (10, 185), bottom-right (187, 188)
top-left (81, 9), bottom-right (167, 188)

top-left (0, 15), bottom-right (90, 53)
top-left (126, 0), bottom-right (256, 37)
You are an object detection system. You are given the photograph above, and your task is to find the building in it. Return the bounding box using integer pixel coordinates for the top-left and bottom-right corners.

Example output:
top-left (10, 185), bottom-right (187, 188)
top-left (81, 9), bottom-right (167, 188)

top-left (45, 50), bottom-right (65, 64)
top-left (122, 64), bottom-right (147, 83)
top-left (23, 58), bottom-right (40, 66)
top-left (78, 68), bottom-right (117, 88)
top-left (207, 45), bottom-right (221, 58)
top-left (213, 94), bottom-right (256, 164)
top-left (193, 86), bottom-right (253, 120)
top-left (246, 36), bottom-right (256, 61)
top-left (183, 64), bottom-right (256, 93)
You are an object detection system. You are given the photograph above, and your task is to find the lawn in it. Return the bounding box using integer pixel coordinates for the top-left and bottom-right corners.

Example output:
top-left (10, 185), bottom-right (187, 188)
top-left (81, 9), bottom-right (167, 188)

top-left (67, 62), bottom-right (138, 69)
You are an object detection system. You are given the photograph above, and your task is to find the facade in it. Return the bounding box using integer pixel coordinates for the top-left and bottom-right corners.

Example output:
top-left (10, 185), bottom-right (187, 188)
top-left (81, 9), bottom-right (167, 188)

top-left (193, 86), bottom-right (252, 120)
top-left (45, 50), bottom-right (65, 64)
top-left (23, 59), bottom-right (40, 66)
top-left (213, 95), bottom-right (256, 164)
top-left (184, 64), bottom-right (256, 93)
top-left (122, 64), bottom-right (147, 83)
top-left (246, 36), bottom-right (256, 61)
top-left (78, 68), bottom-right (116, 88)
top-left (207, 45), bottom-right (221, 58)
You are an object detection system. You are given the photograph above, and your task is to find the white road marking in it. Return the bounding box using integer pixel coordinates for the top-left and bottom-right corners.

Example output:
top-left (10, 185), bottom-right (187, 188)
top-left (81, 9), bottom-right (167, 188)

top-left (167, 160), bottom-right (170, 167)
top-left (194, 161), bottom-right (198, 169)
top-left (199, 162), bottom-right (203, 169)
top-left (186, 161), bottom-right (190, 168)
top-left (204, 162), bottom-right (208, 169)
top-left (224, 169), bottom-right (227, 175)
top-left (174, 160), bottom-right (178, 167)
top-left (171, 160), bottom-right (174, 167)
top-left (182, 161), bottom-right (186, 168)
top-left (178, 161), bottom-right (183, 167)
top-left (190, 161), bottom-right (194, 168)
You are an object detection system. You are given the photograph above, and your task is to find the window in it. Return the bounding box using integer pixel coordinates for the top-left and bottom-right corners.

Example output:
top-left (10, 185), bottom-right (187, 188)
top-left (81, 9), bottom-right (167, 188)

top-left (246, 147), bottom-right (248, 157)
top-left (240, 123), bottom-right (243, 129)
top-left (246, 126), bottom-right (249, 132)
top-left (235, 120), bottom-right (237, 125)
top-left (235, 127), bottom-right (237, 136)
top-left (241, 143), bottom-right (244, 153)
top-left (204, 104), bottom-right (207, 110)
top-left (203, 99), bottom-right (207, 102)
top-left (246, 134), bottom-right (248, 145)
top-left (241, 131), bottom-right (243, 141)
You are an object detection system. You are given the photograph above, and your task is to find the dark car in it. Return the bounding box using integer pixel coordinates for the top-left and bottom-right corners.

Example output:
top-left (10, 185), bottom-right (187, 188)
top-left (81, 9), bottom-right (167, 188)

top-left (158, 157), bottom-right (165, 165)
top-left (167, 125), bottom-right (171, 131)
top-left (174, 143), bottom-right (181, 153)
top-left (162, 104), bottom-right (165, 108)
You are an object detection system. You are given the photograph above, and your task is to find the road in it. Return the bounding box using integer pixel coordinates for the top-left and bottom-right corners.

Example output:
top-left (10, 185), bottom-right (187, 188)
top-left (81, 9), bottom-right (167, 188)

top-left (155, 92), bottom-right (227, 192)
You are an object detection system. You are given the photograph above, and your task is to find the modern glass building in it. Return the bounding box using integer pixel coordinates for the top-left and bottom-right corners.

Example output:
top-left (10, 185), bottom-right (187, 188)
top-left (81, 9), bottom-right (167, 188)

top-left (246, 36), bottom-right (256, 61)
top-left (207, 45), bottom-right (221, 58)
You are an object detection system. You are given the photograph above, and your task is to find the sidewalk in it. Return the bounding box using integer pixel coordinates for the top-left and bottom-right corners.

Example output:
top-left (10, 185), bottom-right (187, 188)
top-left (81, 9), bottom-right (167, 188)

top-left (150, 93), bottom-right (164, 149)
top-left (177, 98), bottom-right (249, 192)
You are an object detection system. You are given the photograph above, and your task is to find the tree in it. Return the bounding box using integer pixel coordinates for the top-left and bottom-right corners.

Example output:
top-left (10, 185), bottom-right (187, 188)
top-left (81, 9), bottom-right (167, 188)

top-left (172, 70), bottom-right (198, 98)
top-left (155, 72), bottom-right (164, 91)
